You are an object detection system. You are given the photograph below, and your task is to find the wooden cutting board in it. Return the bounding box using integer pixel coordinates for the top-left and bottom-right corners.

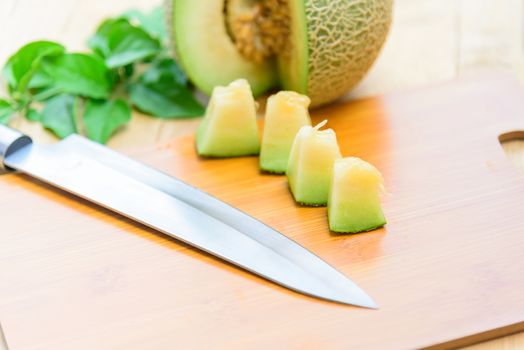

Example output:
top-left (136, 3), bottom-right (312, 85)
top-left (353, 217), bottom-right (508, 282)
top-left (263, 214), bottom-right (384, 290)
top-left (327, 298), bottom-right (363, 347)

top-left (1, 75), bottom-right (523, 350)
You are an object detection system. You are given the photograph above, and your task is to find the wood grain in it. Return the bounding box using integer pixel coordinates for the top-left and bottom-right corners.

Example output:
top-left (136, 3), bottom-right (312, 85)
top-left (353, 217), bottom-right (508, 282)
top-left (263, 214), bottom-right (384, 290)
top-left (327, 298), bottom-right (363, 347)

top-left (1, 0), bottom-right (524, 349)
top-left (0, 76), bottom-right (523, 350)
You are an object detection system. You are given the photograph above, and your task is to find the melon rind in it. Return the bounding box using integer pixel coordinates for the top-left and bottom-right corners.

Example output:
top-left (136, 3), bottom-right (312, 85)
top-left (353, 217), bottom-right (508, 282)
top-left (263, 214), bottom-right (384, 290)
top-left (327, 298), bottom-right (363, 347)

top-left (279, 0), bottom-right (393, 107)
top-left (167, 0), bottom-right (278, 97)
top-left (286, 123), bottom-right (341, 206)
top-left (259, 91), bottom-right (311, 174)
top-left (328, 157), bottom-right (386, 233)
top-left (302, 0), bottom-right (393, 106)
top-left (196, 79), bottom-right (260, 157)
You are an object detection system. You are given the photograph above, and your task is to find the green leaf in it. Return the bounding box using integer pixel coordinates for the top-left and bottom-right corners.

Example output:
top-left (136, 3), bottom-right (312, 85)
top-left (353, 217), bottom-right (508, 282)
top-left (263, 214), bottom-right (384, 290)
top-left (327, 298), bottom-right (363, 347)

top-left (32, 86), bottom-right (63, 102)
top-left (122, 6), bottom-right (167, 42)
top-left (0, 99), bottom-right (15, 125)
top-left (27, 66), bottom-right (55, 89)
top-left (42, 53), bottom-right (112, 99)
top-left (2, 41), bottom-right (65, 93)
top-left (83, 98), bottom-right (131, 144)
top-left (123, 64), bottom-right (134, 78)
top-left (129, 59), bottom-right (204, 118)
top-left (26, 108), bottom-right (41, 122)
top-left (88, 18), bottom-right (161, 68)
top-left (142, 58), bottom-right (187, 86)
top-left (41, 94), bottom-right (78, 138)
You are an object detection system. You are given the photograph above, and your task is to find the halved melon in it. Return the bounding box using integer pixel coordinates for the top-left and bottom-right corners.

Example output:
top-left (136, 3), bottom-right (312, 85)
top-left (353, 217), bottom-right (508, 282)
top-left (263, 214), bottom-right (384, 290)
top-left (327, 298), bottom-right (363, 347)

top-left (196, 79), bottom-right (260, 157)
top-left (166, 0), bottom-right (393, 106)
top-left (259, 91), bottom-right (311, 173)
top-left (286, 120), bottom-right (341, 206)
top-left (328, 157), bottom-right (386, 233)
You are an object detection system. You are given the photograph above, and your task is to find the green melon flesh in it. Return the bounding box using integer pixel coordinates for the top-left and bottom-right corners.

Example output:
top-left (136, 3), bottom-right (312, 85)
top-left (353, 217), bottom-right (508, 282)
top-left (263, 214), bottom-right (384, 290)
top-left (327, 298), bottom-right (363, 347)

top-left (259, 91), bottom-right (311, 173)
top-left (328, 157), bottom-right (386, 233)
top-left (166, 0), bottom-right (392, 106)
top-left (286, 121), bottom-right (341, 206)
top-left (196, 79), bottom-right (260, 157)
top-left (169, 0), bottom-right (278, 97)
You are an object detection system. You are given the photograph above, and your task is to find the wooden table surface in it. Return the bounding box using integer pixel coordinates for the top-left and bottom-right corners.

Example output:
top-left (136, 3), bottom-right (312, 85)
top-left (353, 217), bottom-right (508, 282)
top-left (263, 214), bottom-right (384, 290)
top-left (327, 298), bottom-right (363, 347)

top-left (0, 0), bottom-right (523, 349)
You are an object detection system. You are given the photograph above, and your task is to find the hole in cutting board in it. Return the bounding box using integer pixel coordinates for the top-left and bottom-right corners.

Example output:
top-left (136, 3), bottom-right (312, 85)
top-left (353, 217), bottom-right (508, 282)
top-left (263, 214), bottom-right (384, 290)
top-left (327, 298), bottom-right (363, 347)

top-left (499, 131), bottom-right (524, 173)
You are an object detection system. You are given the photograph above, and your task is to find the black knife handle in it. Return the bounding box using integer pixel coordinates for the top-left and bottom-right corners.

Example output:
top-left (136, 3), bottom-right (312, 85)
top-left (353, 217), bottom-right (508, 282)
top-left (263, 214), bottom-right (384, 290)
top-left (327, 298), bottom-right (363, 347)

top-left (0, 124), bottom-right (32, 174)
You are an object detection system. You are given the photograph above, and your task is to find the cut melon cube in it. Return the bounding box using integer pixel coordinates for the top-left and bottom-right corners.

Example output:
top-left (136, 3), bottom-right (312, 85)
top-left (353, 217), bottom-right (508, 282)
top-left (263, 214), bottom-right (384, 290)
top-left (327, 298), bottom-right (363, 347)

top-left (260, 91), bottom-right (312, 173)
top-left (328, 157), bottom-right (386, 233)
top-left (286, 120), bottom-right (341, 206)
top-left (196, 79), bottom-right (260, 157)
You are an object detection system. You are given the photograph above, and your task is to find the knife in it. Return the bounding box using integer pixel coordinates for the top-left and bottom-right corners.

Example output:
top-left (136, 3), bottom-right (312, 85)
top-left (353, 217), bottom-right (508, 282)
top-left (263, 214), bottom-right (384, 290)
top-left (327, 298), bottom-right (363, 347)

top-left (0, 125), bottom-right (376, 308)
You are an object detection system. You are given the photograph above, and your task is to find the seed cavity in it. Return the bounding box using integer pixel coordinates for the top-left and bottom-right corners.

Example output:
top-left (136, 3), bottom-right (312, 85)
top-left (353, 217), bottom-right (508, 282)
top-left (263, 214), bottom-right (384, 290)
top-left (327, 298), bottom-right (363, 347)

top-left (225, 0), bottom-right (290, 63)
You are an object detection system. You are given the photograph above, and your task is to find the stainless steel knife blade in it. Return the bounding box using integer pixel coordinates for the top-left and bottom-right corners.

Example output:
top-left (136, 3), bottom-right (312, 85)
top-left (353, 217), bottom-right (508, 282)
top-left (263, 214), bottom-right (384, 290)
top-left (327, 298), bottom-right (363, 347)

top-left (0, 125), bottom-right (376, 308)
